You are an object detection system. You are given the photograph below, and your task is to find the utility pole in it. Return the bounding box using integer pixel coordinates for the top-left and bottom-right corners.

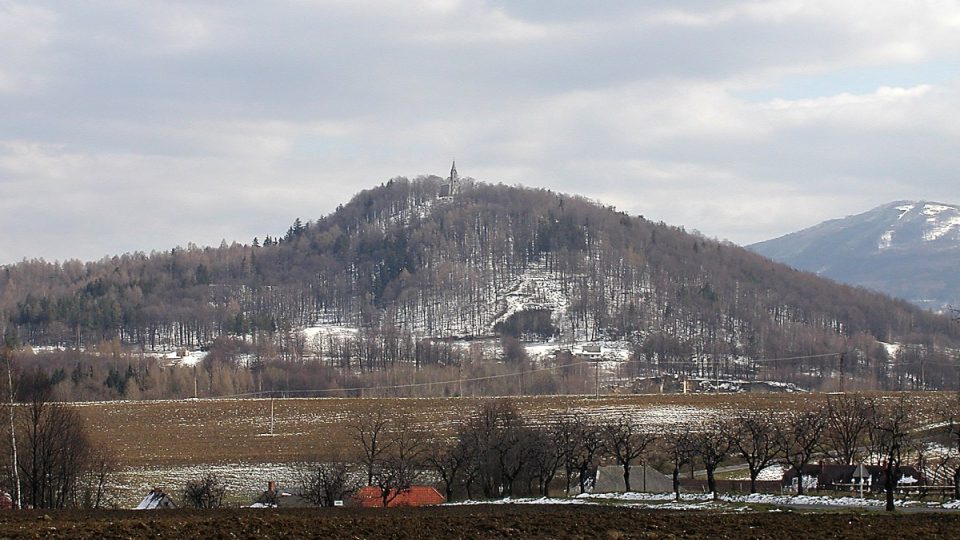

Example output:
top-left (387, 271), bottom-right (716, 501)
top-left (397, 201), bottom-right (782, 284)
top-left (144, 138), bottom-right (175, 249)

top-left (714, 357), bottom-right (720, 394)
top-left (839, 352), bottom-right (845, 393)
top-left (595, 359), bottom-right (600, 399)
top-left (270, 395), bottom-right (275, 435)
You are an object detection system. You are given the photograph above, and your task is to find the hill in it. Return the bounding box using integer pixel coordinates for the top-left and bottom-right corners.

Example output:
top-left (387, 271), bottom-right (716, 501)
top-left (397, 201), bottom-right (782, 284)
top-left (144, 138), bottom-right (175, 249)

top-left (750, 201), bottom-right (960, 311)
top-left (2, 178), bottom-right (959, 396)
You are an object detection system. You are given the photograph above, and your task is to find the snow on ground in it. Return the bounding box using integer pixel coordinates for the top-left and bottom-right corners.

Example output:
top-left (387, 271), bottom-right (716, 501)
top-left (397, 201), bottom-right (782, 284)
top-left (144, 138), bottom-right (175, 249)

top-left (118, 462), bottom-right (302, 507)
top-left (896, 204), bottom-right (915, 219)
top-left (726, 465), bottom-right (786, 482)
top-left (490, 264), bottom-right (569, 332)
top-left (165, 350), bottom-right (208, 367)
top-left (920, 203), bottom-right (960, 242)
top-left (923, 214), bottom-right (960, 242)
top-left (554, 404), bottom-right (727, 432)
top-left (301, 323), bottom-right (360, 343)
top-left (879, 230), bottom-right (894, 250)
top-left (522, 340), bottom-right (632, 363)
top-left (879, 341), bottom-right (901, 360)
top-left (454, 491), bottom-right (957, 511)
top-left (578, 491), bottom-right (934, 509)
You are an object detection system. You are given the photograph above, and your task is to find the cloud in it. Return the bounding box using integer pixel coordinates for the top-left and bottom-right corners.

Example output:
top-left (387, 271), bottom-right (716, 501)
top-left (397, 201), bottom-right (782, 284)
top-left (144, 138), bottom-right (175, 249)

top-left (2, 1), bottom-right (960, 261)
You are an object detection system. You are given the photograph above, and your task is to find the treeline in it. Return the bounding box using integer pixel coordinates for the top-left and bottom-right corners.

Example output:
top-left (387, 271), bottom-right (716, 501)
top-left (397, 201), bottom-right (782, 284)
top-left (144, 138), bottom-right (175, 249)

top-left (0, 351), bottom-right (115, 509)
top-left (2, 177), bottom-right (960, 391)
top-left (10, 336), bottom-right (600, 402)
top-left (292, 394), bottom-right (960, 513)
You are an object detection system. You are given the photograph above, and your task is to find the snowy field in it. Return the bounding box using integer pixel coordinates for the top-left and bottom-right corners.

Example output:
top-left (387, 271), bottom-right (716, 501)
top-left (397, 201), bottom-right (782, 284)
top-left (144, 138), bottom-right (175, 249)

top-left (117, 462), bottom-right (302, 507)
top-left (452, 491), bottom-right (960, 511)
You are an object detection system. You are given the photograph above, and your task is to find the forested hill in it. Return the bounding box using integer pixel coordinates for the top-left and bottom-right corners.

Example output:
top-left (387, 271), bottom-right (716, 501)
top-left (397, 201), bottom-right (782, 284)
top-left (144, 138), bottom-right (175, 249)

top-left (2, 176), bottom-right (959, 388)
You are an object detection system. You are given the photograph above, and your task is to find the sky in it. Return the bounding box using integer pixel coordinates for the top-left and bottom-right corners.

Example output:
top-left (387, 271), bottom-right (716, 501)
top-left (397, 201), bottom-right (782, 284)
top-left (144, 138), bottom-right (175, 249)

top-left (2, 1), bottom-right (959, 264)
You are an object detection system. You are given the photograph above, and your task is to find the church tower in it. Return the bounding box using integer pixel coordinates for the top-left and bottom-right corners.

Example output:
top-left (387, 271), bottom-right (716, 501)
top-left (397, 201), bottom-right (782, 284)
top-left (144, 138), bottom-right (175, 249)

top-left (447, 160), bottom-right (460, 197)
top-left (448, 160), bottom-right (461, 197)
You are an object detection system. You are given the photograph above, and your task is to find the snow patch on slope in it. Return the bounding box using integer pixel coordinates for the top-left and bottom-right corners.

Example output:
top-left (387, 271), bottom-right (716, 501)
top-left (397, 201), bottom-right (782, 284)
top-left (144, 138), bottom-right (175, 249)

top-left (878, 230), bottom-right (894, 250)
top-left (922, 203), bottom-right (952, 216)
top-left (922, 214), bottom-right (960, 242)
top-left (879, 341), bottom-right (900, 360)
top-left (490, 264), bottom-right (569, 332)
top-left (895, 204), bottom-right (914, 219)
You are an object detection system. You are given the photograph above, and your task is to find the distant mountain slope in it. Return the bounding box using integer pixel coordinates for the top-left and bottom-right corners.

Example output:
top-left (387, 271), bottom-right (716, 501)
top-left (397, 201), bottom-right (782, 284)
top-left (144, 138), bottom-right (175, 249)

top-left (750, 201), bottom-right (960, 311)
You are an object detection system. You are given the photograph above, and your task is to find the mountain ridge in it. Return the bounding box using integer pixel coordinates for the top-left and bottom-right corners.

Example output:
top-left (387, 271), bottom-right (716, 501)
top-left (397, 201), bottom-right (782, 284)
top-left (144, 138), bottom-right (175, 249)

top-left (750, 200), bottom-right (960, 310)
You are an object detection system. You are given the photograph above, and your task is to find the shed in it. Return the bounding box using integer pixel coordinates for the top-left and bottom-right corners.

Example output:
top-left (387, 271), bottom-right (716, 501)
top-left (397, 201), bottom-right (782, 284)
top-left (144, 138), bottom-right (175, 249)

top-left (352, 486), bottom-right (445, 508)
top-left (592, 465), bottom-right (673, 493)
top-left (135, 488), bottom-right (177, 509)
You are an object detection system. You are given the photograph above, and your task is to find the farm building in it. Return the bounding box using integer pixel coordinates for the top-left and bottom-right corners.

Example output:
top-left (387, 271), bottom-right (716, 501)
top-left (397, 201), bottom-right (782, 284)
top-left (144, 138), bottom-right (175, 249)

top-left (135, 488), bottom-right (177, 509)
top-left (782, 463), bottom-right (923, 493)
top-left (592, 465), bottom-right (673, 493)
top-left (352, 486), bottom-right (445, 508)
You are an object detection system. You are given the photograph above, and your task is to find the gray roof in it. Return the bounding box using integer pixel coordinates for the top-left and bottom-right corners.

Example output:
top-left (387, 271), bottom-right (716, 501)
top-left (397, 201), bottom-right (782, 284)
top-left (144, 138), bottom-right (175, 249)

top-left (592, 465), bottom-right (673, 493)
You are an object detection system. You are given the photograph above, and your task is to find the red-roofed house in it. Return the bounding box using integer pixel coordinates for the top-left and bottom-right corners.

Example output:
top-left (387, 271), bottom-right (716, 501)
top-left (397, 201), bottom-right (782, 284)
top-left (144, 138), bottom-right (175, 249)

top-left (352, 486), bottom-right (445, 508)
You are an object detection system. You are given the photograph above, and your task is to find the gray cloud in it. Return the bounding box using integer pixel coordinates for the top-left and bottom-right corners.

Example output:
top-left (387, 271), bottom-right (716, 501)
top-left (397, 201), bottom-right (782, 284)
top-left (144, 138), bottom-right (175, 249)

top-left (2, 0), bottom-right (960, 262)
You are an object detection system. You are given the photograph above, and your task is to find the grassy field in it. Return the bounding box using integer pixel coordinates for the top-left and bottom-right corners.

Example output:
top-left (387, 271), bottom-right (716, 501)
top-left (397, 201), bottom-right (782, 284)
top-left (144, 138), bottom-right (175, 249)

top-left (73, 392), bottom-right (956, 467)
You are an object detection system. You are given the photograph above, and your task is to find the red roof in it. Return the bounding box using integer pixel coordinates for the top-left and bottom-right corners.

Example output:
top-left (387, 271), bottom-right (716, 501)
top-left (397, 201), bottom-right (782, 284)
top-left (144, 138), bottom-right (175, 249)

top-left (352, 486), bottom-right (445, 508)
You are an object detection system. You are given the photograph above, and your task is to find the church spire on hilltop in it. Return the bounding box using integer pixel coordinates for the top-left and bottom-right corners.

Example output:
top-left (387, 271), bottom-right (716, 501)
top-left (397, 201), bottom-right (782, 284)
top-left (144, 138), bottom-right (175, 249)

top-left (442, 159), bottom-right (461, 198)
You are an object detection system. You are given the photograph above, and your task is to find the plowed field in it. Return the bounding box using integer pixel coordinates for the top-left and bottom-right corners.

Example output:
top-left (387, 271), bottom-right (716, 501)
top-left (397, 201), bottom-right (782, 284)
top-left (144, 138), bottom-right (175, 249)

top-left (2, 505), bottom-right (959, 539)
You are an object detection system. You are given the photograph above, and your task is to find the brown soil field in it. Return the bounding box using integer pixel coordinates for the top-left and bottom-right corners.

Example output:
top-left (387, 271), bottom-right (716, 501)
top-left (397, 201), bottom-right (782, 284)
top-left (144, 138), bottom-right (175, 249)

top-left (72, 392), bottom-right (956, 467)
top-left (3, 505), bottom-right (960, 539)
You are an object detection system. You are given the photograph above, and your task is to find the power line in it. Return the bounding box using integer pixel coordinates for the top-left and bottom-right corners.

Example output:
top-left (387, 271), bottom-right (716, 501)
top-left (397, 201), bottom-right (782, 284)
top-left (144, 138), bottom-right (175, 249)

top-left (211, 351), bottom-right (846, 399)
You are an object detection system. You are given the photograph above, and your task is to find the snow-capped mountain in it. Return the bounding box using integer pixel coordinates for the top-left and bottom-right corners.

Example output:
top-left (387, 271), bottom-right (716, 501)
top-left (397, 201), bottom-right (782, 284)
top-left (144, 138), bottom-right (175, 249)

top-left (750, 201), bottom-right (960, 311)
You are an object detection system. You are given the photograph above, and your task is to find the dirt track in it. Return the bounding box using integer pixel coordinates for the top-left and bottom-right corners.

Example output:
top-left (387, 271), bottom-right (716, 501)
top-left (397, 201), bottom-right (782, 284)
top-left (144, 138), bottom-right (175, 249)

top-left (3, 505), bottom-right (960, 539)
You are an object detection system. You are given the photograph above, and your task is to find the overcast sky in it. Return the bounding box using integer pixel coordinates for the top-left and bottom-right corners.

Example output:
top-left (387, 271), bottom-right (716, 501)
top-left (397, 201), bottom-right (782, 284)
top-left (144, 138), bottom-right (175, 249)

top-left (2, 1), bottom-right (959, 264)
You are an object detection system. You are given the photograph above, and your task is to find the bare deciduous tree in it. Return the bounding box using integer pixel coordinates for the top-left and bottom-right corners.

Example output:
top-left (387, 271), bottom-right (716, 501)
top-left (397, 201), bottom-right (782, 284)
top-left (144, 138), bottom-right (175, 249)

top-left (182, 473), bottom-right (226, 508)
top-left (17, 369), bottom-right (91, 509)
top-left (825, 393), bottom-right (875, 465)
top-left (871, 397), bottom-right (912, 512)
top-left (372, 417), bottom-right (427, 507)
top-left (297, 460), bottom-right (359, 507)
top-left (348, 404), bottom-right (393, 486)
top-left (938, 397), bottom-right (960, 499)
top-left (691, 421), bottom-right (731, 500)
top-left (563, 414), bottom-right (603, 495)
top-left (663, 429), bottom-right (694, 502)
top-left (426, 438), bottom-right (474, 502)
top-left (779, 408), bottom-right (827, 496)
top-left (78, 448), bottom-right (118, 509)
top-left (730, 412), bottom-right (783, 494)
top-left (601, 414), bottom-right (656, 492)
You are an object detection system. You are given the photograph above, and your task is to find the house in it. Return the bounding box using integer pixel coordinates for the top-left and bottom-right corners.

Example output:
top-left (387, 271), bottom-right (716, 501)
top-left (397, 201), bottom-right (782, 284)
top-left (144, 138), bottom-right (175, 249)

top-left (580, 345), bottom-right (603, 359)
top-left (782, 463), bottom-right (923, 493)
top-left (135, 487), bottom-right (177, 509)
top-left (591, 465), bottom-right (673, 493)
top-left (352, 486), bottom-right (445, 508)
